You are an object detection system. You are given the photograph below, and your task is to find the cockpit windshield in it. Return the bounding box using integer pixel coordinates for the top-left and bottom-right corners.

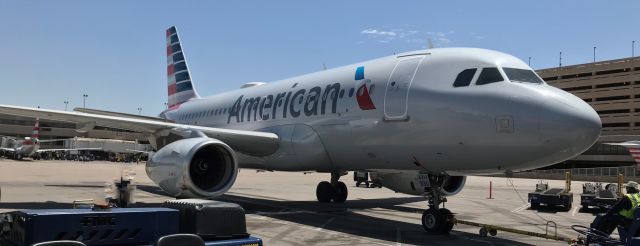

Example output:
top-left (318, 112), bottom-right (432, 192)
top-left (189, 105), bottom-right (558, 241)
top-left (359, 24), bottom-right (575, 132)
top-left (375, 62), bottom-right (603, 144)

top-left (503, 68), bottom-right (544, 84)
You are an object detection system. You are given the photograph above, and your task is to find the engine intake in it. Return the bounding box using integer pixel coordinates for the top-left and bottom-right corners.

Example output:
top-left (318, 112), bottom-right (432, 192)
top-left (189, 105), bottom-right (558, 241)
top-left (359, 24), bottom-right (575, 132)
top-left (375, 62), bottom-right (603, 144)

top-left (440, 176), bottom-right (466, 196)
top-left (146, 138), bottom-right (238, 198)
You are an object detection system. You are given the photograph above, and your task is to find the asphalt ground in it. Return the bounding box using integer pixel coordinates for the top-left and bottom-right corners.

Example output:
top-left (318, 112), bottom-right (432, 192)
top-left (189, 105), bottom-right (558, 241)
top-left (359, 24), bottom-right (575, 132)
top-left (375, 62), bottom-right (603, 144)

top-left (0, 159), bottom-right (607, 245)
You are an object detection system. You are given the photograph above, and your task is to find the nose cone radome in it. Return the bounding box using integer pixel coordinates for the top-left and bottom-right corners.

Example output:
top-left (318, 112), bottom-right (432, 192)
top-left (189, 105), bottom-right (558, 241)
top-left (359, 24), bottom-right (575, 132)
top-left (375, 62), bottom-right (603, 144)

top-left (539, 89), bottom-right (601, 162)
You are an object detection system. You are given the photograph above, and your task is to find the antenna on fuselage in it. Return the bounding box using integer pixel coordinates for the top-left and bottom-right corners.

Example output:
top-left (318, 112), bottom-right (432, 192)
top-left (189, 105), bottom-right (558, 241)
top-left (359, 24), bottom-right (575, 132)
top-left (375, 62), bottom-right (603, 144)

top-left (322, 63), bottom-right (327, 70)
top-left (428, 38), bottom-right (434, 49)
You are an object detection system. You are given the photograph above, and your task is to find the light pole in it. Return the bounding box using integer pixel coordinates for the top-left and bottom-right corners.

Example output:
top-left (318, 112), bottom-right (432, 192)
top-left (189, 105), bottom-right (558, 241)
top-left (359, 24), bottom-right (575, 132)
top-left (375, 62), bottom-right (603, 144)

top-left (528, 57), bottom-right (531, 66)
top-left (64, 101), bottom-right (69, 111)
top-left (82, 94), bottom-right (88, 108)
top-left (633, 41), bottom-right (636, 57)
top-left (137, 107), bottom-right (142, 115)
top-left (559, 51), bottom-right (562, 69)
top-left (593, 46), bottom-right (596, 62)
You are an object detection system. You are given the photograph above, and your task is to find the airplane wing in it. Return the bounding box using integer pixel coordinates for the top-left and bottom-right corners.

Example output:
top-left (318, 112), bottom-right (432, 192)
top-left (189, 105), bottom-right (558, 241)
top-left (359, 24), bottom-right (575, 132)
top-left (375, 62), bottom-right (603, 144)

top-left (37, 147), bottom-right (103, 153)
top-left (37, 139), bottom-right (66, 143)
top-left (0, 147), bottom-right (15, 153)
top-left (604, 142), bottom-right (640, 147)
top-left (0, 104), bottom-right (279, 156)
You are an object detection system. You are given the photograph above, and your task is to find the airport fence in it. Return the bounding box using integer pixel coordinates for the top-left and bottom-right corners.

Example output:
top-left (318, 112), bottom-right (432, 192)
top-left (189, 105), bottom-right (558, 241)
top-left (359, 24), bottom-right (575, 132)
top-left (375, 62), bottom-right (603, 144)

top-left (529, 166), bottom-right (638, 178)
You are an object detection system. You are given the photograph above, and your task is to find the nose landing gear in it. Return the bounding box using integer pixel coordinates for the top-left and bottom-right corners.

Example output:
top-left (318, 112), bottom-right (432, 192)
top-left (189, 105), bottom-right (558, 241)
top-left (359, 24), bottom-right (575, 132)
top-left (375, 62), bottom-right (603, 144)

top-left (421, 175), bottom-right (455, 234)
top-left (316, 172), bottom-right (348, 203)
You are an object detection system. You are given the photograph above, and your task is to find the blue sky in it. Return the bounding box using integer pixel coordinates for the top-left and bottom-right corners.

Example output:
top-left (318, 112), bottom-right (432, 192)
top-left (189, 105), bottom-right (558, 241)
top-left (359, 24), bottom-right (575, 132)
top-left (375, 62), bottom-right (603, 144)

top-left (1, 1), bottom-right (638, 115)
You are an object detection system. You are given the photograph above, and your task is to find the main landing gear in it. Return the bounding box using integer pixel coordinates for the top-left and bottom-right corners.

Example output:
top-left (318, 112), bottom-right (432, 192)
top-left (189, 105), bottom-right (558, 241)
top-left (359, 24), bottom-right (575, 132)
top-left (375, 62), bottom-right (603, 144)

top-left (316, 172), bottom-right (348, 203)
top-left (421, 175), bottom-right (455, 234)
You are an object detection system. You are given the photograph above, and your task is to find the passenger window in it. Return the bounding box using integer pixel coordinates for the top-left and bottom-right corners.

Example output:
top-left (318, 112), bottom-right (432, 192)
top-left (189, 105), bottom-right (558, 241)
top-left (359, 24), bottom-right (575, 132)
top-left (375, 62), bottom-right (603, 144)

top-left (453, 68), bottom-right (477, 87)
top-left (476, 67), bottom-right (504, 85)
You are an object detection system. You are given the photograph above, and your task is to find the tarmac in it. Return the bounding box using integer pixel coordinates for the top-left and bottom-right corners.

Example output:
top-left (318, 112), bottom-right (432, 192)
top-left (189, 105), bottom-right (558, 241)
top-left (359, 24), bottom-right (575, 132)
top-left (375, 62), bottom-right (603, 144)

top-left (0, 159), bottom-right (606, 245)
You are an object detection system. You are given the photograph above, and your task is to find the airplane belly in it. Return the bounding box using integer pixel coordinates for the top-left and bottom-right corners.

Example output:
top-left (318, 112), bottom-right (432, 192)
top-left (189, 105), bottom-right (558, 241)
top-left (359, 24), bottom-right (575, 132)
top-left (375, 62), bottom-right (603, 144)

top-left (237, 124), bottom-right (333, 171)
top-left (310, 118), bottom-right (418, 172)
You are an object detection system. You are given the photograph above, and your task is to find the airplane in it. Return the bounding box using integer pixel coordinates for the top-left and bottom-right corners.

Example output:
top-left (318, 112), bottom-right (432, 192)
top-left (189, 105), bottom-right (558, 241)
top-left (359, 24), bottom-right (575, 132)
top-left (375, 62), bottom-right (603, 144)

top-left (0, 118), bottom-right (47, 159)
top-left (0, 118), bottom-right (101, 160)
top-left (605, 141), bottom-right (640, 166)
top-left (0, 26), bottom-right (601, 234)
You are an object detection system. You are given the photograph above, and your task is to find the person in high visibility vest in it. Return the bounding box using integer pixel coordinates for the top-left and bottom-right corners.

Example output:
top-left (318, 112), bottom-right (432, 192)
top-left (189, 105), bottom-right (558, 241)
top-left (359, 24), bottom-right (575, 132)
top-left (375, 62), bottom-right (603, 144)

top-left (594, 181), bottom-right (640, 239)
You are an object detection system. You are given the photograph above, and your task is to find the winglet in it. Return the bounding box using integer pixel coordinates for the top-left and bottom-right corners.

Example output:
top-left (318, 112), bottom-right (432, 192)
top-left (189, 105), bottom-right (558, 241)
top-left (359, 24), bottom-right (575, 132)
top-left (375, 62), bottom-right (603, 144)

top-left (166, 26), bottom-right (200, 108)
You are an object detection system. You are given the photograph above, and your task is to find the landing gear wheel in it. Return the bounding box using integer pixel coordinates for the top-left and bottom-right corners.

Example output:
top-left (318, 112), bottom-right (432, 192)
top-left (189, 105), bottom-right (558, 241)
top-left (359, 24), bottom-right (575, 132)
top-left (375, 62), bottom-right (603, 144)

top-left (422, 208), bottom-right (453, 234)
top-left (479, 228), bottom-right (488, 237)
top-left (316, 181), bottom-right (334, 203)
top-left (438, 208), bottom-right (454, 232)
top-left (332, 181), bottom-right (348, 203)
top-left (489, 229), bottom-right (497, 236)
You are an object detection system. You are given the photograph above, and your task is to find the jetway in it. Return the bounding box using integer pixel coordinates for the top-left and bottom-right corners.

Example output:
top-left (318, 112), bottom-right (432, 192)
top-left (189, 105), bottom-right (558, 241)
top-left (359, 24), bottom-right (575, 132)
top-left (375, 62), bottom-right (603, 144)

top-left (62, 137), bottom-right (152, 154)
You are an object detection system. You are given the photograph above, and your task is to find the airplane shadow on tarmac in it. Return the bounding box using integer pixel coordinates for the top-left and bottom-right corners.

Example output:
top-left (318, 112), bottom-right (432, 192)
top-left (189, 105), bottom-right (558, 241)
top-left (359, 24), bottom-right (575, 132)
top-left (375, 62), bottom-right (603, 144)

top-left (0, 201), bottom-right (75, 209)
top-left (136, 185), bottom-right (535, 245)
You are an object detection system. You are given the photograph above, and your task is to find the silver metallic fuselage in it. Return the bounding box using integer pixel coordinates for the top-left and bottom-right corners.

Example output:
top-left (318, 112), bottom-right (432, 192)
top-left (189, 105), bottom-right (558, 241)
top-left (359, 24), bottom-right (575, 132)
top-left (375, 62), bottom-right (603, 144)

top-left (163, 48), bottom-right (601, 175)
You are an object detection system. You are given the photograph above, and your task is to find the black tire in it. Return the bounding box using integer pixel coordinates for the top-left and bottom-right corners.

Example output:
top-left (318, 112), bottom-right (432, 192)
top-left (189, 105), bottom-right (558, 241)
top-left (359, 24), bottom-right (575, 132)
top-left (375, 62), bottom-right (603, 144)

top-left (422, 208), bottom-right (452, 234)
top-left (479, 228), bottom-right (488, 237)
top-left (356, 181), bottom-right (361, 187)
top-left (438, 208), bottom-right (454, 233)
top-left (333, 182), bottom-right (348, 203)
top-left (531, 202), bottom-right (540, 209)
top-left (316, 181), bottom-right (334, 203)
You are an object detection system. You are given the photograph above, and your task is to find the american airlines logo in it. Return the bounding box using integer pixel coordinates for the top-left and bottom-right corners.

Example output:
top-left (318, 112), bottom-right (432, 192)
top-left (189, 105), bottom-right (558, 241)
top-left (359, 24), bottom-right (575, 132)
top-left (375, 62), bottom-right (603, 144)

top-left (227, 66), bottom-right (376, 124)
top-left (228, 83), bottom-right (342, 123)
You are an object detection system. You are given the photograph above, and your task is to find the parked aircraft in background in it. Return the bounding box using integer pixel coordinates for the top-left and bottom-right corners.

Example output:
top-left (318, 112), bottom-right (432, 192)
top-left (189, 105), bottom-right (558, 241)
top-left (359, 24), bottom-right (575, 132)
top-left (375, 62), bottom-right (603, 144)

top-left (0, 118), bottom-right (48, 159)
top-left (0, 26), bottom-right (601, 233)
top-left (0, 118), bottom-right (101, 160)
top-left (605, 141), bottom-right (640, 166)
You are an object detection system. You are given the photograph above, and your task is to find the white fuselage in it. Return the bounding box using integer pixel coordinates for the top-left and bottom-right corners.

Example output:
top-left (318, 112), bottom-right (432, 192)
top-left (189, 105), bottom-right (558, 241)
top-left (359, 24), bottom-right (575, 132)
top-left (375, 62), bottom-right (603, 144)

top-left (12, 138), bottom-right (39, 157)
top-left (162, 48), bottom-right (601, 175)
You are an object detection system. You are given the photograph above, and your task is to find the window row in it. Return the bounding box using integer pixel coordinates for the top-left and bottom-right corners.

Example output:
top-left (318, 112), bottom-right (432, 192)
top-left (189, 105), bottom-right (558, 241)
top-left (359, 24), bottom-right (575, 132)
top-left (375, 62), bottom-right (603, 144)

top-left (178, 107), bottom-right (230, 121)
top-left (453, 67), bottom-right (543, 87)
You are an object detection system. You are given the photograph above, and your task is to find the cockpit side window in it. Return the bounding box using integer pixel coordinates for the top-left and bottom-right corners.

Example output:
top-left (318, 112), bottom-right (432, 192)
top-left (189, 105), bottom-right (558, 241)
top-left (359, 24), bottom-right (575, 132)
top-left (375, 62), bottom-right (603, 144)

top-left (503, 68), bottom-right (544, 84)
top-left (476, 67), bottom-right (504, 85)
top-left (453, 68), bottom-right (477, 87)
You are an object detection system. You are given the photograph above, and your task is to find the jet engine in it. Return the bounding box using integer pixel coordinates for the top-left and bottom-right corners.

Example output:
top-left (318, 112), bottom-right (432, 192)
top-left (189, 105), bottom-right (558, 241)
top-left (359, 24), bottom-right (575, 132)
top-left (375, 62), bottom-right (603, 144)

top-left (146, 137), bottom-right (238, 198)
top-left (370, 172), bottom-right (466, 197)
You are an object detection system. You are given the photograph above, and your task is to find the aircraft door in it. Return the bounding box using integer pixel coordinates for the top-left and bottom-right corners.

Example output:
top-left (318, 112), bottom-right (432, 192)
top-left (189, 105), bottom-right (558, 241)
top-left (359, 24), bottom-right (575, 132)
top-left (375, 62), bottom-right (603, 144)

top-left (383, 56), bottom-right (424, 121)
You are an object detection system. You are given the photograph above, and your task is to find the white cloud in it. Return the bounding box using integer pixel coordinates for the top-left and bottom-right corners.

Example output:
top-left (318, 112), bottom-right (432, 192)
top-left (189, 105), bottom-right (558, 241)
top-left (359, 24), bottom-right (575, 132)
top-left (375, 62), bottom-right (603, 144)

top-left (361, 29), bottom-right (397, 36)
top-left (360, 27), bottom-right (457, 47)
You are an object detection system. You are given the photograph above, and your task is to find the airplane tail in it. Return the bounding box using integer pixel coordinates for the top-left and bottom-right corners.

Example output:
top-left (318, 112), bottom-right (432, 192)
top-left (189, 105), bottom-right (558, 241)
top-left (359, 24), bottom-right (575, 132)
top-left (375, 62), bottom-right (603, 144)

top-left (166, 26), bottom-right (199, 108)
top-left (31, 118), bottom-right (40, 140)
top-left (23, 117), bottom-right (40, 145)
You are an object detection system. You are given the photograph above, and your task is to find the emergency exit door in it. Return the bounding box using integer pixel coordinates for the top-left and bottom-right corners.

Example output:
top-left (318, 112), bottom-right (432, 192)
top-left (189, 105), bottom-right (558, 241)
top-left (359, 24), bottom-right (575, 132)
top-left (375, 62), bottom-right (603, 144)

top-left (384, 56), bottom-right (424, 121)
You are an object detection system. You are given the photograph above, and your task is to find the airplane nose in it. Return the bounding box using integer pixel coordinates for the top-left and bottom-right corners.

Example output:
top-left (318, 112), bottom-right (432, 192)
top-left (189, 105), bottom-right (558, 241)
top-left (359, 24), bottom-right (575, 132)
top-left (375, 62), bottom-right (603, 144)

top-left (539, 92), bottom-right (601, 159)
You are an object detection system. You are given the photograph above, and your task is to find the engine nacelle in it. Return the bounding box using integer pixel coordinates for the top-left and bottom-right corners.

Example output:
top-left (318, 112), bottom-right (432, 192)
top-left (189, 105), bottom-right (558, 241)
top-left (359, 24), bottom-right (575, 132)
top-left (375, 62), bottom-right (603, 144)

top-left (370, 172), bottom-right (466, 197)
top-left (146, 137), bottom-right (238, 198)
